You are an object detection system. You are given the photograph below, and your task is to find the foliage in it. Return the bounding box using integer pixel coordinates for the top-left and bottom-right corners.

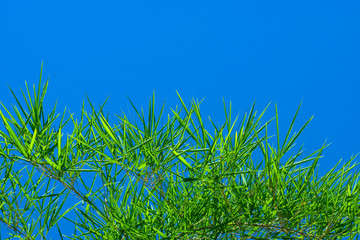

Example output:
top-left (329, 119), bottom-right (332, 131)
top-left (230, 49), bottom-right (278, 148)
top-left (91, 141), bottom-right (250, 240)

top-left (0, 66), bottom-right (359, 239)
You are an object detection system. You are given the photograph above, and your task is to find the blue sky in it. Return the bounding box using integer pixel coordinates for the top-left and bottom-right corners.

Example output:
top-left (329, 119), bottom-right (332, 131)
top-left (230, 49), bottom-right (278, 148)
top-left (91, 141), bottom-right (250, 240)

top-left (0, 0), bottom-right (360, 238)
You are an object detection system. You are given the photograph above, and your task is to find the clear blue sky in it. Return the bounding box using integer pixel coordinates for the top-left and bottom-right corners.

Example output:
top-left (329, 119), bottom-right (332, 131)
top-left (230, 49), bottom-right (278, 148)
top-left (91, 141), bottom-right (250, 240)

top-left (0, 0), bottom-right (359, 238)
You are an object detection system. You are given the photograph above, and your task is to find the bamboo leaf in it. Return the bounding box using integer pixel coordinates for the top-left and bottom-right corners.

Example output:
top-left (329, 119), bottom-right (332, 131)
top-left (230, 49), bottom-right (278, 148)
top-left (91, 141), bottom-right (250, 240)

top-left (44, 156), bottom-right (60, 171)
top-left (0, 110), bottom-right (27, 156)
top-left (170, 147), bottom-right (193, 170)
top-left (100, 115), bottom-right (117, 142)
top-left (58, 127), bottom-right (62, 157)
top-left (28, 128), bottom-right (37, 155)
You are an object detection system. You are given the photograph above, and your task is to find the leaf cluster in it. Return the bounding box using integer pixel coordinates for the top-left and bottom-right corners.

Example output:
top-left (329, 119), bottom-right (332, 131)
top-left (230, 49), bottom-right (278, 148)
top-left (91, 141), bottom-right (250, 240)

top-left (0, 65), bottom-right (359, 239)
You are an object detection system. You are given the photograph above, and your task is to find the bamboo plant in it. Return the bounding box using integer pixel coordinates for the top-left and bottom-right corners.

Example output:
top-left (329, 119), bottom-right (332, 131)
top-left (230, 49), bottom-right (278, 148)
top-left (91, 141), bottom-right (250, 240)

top-left (0, 65), bottom-right (359, 239)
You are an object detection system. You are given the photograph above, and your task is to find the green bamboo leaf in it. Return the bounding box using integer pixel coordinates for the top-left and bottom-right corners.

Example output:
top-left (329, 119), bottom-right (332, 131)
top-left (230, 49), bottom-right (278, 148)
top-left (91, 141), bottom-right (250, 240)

top-left (171, 108), bottom-right (197, 142)
top-left (44, 156), bottom-right (60, 171)
top-left (170, 147), bottom-right (193, 170)
top-left (153, 227), bottom-right (168, 238)
top-left (0, 110), bottom-right (27, 156)
top-left (58, 127), bottom-right (62, 157)
top-left (100, 115), bottom-right (117, 141)
top-left (138, 162), bottom-right (147, 170)
top-left (28, 128), bottom-right (37, 155)
top-left (183, 177), bottom-right (198, 182)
